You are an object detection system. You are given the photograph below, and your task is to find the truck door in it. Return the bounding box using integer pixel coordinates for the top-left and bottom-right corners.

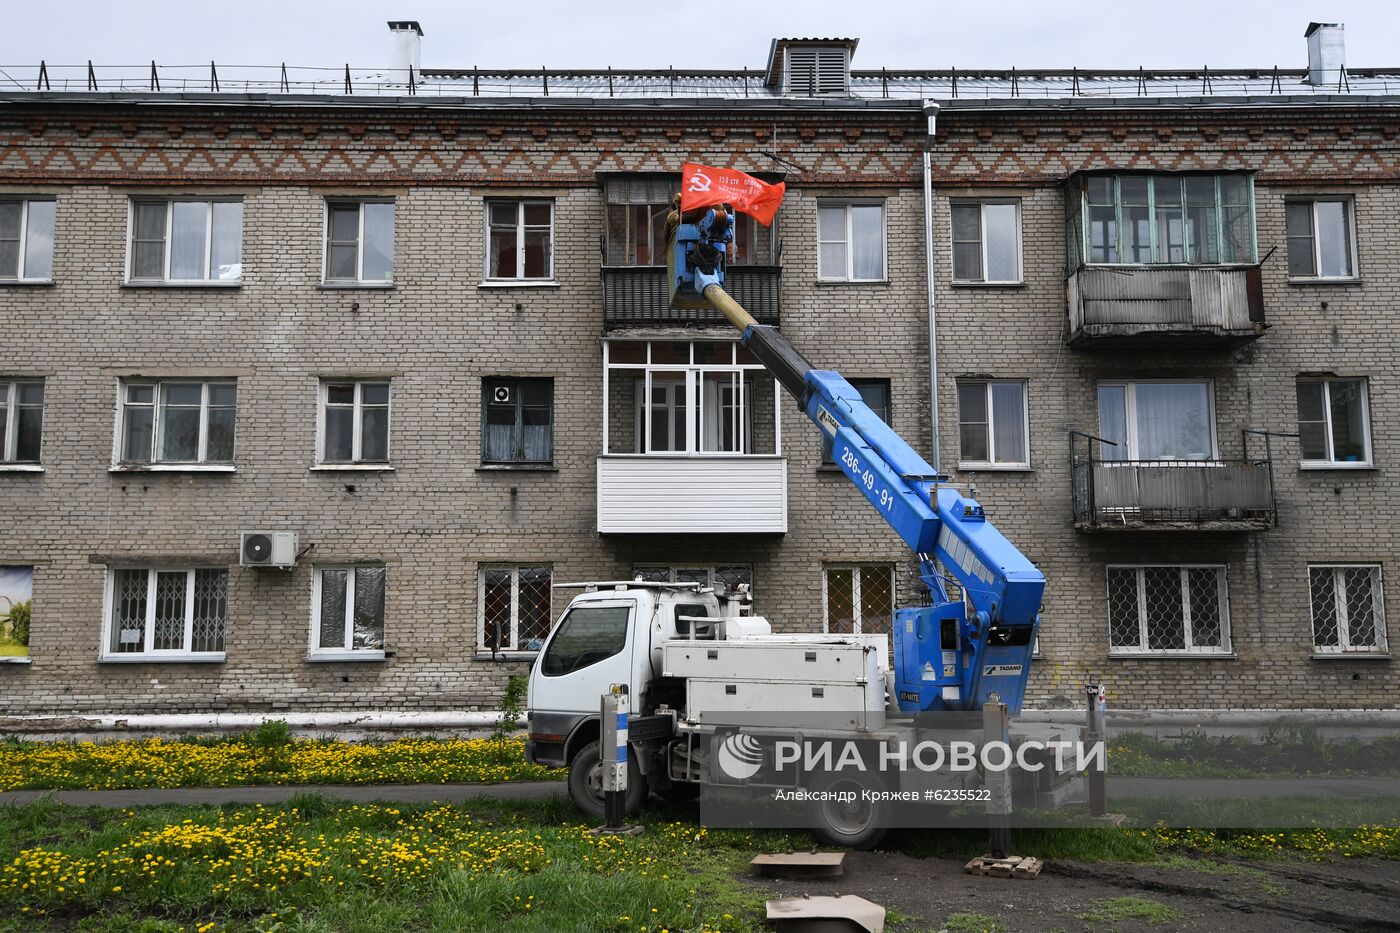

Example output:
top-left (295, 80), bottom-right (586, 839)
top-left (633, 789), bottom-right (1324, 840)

top-left (529, 599), bottom-right (638, 719)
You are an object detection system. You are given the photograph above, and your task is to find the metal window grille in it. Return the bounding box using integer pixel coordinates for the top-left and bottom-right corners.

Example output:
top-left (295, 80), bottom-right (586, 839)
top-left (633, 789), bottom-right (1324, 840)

top-left (1309, 565), bottom-right (1386, 653)
top-left (107, 568), bottom-right (227, 656)
top-left (823, 564), bottom-right (894, 637)
top-left (1106, 565), bottom-right (1230, 654)
top-left (480, 566), bottom-right (553, 651)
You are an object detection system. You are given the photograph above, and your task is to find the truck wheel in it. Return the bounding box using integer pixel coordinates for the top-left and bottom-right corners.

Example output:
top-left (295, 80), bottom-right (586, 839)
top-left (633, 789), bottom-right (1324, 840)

top-left (808, 774), bottom-right (888, 850)
top-left (567, 740), bottom-right (646, 817)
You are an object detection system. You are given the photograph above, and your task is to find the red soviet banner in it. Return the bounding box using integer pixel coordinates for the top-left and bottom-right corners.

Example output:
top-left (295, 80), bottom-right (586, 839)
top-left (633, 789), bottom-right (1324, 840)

top-left (680, 162), bottom-right (786, 226)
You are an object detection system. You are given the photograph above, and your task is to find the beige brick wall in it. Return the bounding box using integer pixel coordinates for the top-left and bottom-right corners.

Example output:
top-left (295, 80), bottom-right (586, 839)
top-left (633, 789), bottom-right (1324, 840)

top-left (1, 99), bottom-right (1397, 714)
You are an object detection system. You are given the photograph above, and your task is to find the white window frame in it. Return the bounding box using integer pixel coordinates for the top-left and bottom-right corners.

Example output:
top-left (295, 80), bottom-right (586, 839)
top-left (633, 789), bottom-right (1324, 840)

top-left (601, 340), bottom-right (781, 457)
top-left (1106, 564), bottom-right (1233, 657)
top-left (1309, 563), bottom-right (1388, 656)
top-left (322, 199), bottom-right (395, 285)
top-left (821, 563), bottom-right (896, 636)
top-left (477, 565), bottom-right (554, 653)
top-left (308, 565), bottom-right (387, 661)
top-left (0, 197), bottom-right (56, 283)
top-left (315, 380), bottom-right (392, 467)
top-left (0, 378), bottom-right (44, 466)
top-left (950, 200), bottom-right (1023, 284)
top-left (816, 201), bottom-right (886, 282)
top-left (113, 379), bottom-right (237, 469)
top-left (125, 198), bottom-right (243, 284)
top-left (1297, 377), bottom-right (1372, 469)
top-left (100, 566), bottom-right (227, 662)
top-left (1097, 379), bottom-right (1218, 462)
top-left (957, 380), bottom-right (1031, 469)
top-left (1286, 197), bottom-right (1359, 281)
top-left (484, 199), bottom-right (556, 282)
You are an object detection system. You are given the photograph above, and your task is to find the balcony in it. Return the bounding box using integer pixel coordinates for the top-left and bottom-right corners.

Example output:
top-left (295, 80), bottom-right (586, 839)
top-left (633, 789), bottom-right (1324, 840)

top-left (597, 455), bottom-right (787, 533)
top-left (1070, 433), bottom-right (1275, 532)
top-left (602, 265), bottom-right (781, 329)
top-left (1067, 266), bottom-right (1266, 349)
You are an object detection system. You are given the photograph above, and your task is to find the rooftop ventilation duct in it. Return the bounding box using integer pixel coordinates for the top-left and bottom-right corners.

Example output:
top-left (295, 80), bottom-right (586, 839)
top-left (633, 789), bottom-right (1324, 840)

top-left (388, 20), bottom-right (423, 82)
top-left (1305, 22), bottom-right (1344, 86)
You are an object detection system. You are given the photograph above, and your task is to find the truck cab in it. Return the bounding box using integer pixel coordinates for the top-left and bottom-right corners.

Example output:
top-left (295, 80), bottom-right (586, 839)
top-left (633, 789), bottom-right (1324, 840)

top-left (524, 581), bottom-right (750, 776)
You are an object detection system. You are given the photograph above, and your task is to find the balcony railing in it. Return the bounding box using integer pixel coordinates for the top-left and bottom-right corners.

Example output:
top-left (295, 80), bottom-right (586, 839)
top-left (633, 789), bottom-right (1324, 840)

top-left (602, 265), bottom-right (781, 329)
top-left (1067, 266), bottom-right (1266, 349)
top-left (597, 455), bottom-right (787, 533)
top-left (1070, 432), bottom-right (1275, 531)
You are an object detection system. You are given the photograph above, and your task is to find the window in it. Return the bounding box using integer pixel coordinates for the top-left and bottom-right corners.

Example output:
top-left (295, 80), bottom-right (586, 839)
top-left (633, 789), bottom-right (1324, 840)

top-left (479, 566), bottom-right (553, 653)
top-left (817, 202), bottom-right (885, 281)
top-left (951, 201), bottom-right (1021, 283)
top-left (823, 564), bottom-right (894, 638)
top-left (1296, 378), bottom-right (1370, 467)
top-left (0, 198), bottom-right (55, 282)
top-left (0, 380), bottom-right (44, 464)
top-left (1097, 380), bottom-right (1214, 462)
top-left (958, 380), bottom-right (1029, 468)
top-left (1107, 565), bottom-right (1230, 655)
top-left (325, 201), bottom-right (394, 284)
top-left (486, 200), bottom-right (553, 281)
top-left (104, 567), bottom-right (227, 660)
top-left (311, 565), bottom-right (386, 657)
top-left (1310, 565), bottom-right (1387, 654)
top-left (634, 565), bottom-right (754, 599)
top-left (318, 381), bottom-right (390, 465)
top-left (822, 380), bottom-right (889, 463)
top-left (1287, 198), bottom-right (1356, 279)
top-left (0, 565), bottom-right (34, 663)
top-left (117, 380), bottom-right (236, 466)
top-left (540, 604), bottom-right (632, 677)
top-left (128, 199), bottom-right (242, 282)
top-left (602, 174), bottom-right (777, 266)
top-left (482, 378), bottom-right (553, 465)
top-left (1079, 174), bottom-right (1253, 266)
top-left (604, 341), bottom-right (779, 457)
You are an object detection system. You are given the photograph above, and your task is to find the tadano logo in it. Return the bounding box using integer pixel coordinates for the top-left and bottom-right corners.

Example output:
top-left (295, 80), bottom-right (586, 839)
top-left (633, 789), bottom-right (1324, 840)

top-left (717, 732), bottom-right (764, 780)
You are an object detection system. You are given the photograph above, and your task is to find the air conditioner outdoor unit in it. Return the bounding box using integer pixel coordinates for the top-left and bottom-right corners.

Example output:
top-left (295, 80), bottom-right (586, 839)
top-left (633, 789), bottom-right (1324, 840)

top-left (240, 531), bottom-right (298, 568)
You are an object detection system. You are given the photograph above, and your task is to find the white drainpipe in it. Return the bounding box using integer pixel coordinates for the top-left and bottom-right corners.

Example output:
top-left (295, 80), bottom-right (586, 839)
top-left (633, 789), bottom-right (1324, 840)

top-left (922, 100), bottom-right (942, 472)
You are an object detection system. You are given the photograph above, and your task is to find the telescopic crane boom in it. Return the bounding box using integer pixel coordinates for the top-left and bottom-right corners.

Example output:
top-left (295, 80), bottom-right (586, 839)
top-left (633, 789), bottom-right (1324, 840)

top-left (668, 205), bottom-right (1045, 714)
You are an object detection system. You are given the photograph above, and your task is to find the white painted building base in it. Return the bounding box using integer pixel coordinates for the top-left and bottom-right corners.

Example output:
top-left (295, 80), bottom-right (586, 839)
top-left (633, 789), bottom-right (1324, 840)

top-left (0, 710), bottom-right (523, 742)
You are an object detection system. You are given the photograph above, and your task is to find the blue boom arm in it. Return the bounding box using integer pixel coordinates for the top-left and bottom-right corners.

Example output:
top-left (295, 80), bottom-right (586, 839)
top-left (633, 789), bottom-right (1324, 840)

top-left (672, 211), bottom-right (1044, 713)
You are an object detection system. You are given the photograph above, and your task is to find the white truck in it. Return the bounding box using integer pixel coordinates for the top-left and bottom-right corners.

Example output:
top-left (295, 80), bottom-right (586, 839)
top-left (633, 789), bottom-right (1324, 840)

top-left (525, 580), bottom-right (1082, 848)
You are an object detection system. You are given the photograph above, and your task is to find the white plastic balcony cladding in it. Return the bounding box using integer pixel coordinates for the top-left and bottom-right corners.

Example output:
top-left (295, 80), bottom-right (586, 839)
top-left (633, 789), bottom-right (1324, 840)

top-left (596, 456), bottom-right (788, 533)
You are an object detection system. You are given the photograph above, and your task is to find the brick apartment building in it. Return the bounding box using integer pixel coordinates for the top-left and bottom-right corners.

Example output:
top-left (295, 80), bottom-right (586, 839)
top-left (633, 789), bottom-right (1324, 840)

top-left (1, 22), bottom-right (1397, 722)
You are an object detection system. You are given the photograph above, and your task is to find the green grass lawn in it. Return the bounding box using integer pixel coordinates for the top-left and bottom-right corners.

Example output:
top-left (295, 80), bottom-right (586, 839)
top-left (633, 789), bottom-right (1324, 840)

top-left (2, 796), bottom-right (1398, 933)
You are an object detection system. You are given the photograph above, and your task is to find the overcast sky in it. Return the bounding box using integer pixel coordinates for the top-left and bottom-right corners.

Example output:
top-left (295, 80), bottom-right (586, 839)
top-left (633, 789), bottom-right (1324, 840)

top-left (1, 0), bottom-right (1395, 73)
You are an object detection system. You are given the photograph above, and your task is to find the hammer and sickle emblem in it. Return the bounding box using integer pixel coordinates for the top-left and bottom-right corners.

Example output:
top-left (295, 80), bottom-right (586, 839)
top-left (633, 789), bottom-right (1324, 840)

top-left (688, 170), bottom-right (712, 193)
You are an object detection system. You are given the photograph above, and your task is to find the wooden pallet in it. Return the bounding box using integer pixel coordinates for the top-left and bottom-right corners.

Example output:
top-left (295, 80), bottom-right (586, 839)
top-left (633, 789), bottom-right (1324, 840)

top-left (964, 854), bottom-right (1043, 879)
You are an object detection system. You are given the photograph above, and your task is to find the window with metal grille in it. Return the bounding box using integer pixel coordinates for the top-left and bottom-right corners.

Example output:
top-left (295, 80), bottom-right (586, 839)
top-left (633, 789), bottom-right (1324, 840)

top-left (311, 565), bottom-right (387, 657)
top-left (1296, 378), bottom-right (1371, 467)
top-left (0, 380), bottom-right (44, 464)
top-left (103, 567), bottom-right (227, 659)
top-left (823, 564), bottom-right (895, 638)
top-left (0, 197), bottom-right (55, 282)
top-left (783, 47), bottom-right (850, 96)
top-left (1106, 565), bottom-right (1230, 655)
top-left (482, 378), bottom-right (553, 464)
top-left (1310, 565), bottom-right (1387, 654)
top-left (480, 565), bottom-right (553, 652)
top-left (633, 565), bottom-right (754, 604)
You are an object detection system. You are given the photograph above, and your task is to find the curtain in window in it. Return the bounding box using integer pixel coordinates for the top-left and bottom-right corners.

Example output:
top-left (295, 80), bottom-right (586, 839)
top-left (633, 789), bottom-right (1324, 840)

top-left (850, 205), bottom-right (884, 279)
top-left (1134, 383), bottom-right (1211, 461)
top-left (485, 423), bottom-right (516, 462)
top-left (521, 423), bottom-right (552, 461)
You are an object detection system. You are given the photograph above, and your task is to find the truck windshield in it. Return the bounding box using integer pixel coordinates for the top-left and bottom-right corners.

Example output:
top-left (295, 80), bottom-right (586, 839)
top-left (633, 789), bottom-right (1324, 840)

top-left (541, 605), bottom-right (631, 677)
